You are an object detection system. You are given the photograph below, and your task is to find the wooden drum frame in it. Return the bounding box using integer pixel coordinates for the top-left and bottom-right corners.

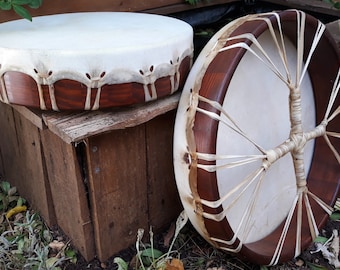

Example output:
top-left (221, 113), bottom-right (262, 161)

top-left (174, 10), bottom-right (340, 265)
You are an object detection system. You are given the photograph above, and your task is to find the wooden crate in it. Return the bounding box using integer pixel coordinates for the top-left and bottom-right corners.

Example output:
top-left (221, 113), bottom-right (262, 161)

top-left (0, 94), bottom-right (182, 262)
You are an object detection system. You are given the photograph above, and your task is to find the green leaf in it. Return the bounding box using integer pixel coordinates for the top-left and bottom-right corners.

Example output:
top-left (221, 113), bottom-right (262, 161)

top-left (140, 248), bottom-right (163, 266)
top-left (12, 4), bottom-right (32, 21)
top-left (16, 197), bottom-right (26, 207)
top-left (1, 182), bottom-right (11, 193)
top-left (43, 229), bottom-right (52, 242)
top-left (17, 238), bottom-right (26, 254)
top-left (28, 0), bottom-right (42, 9)
top-left (186, 0), bottom-right (199, 4)
top-left (0, 2), bottom-right (12, 10)
top-left (12, 0), bottom-right (32, 5)
top-left (46, 257), bottom-right (59, 268)
top-left (307, 262), bottom-right (328, 270)
top-left (114, 257), bottom-right (129, 270)
top-left (65, 248), bottom-right (77, 264)
top-left (330, 212), bottom-right (340, 221)
top-left (334, 2), bottom-right (340, 9)
top-left (141, 248), bottom-right (163, 259)
top-left (314, 236), bottom-right (329, 244)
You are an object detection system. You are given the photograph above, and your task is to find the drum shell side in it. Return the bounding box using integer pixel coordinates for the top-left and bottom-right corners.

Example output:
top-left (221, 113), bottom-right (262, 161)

top-left (1, 56), bottom-right (191, 110)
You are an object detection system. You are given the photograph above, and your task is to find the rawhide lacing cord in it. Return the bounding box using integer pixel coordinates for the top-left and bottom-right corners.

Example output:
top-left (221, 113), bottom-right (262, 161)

top-left (186, 10), bottom-right (339, 264)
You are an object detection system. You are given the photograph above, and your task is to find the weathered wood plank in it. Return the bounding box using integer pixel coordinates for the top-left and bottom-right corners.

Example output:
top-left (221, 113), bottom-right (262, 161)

top-left (0, 0), bottom-right (182, 22)
top-left (42, 93), bottom-right (180, 144)
top-left (0, 0), bottom-right (337, 24)
top-left (144, 0), bottom-right (241, 14)
top-left (11, 105), bottom-right (46, 130)
top-left (12, 111), bottom-right (56, 225)
top-left (146, 111), bottom-right (182, 230)
top-left (264, 0), bottom-right (340, 17)
top-left (0, 146), bottom-right (3, 177)
top-left (0, 0), bottom-right (243, 22)
top-left (0, 102), bottom-right (56, 225)
top-left (40, 129), bottom-right (95, 260)
top-left (86, 126), bottom-right (149, 262)
top-left (0, 103), bottom-right (17, 178)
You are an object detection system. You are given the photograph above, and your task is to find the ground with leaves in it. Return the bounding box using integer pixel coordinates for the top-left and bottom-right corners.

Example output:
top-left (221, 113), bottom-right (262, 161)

top-left (0, 180), bottom-right (77, 270)
top-left (64, 217), bottom-right (340, 270)
top-left (52, 203), bottom-right (340, 270)
top-left (1, 181), bottom-right (340, 270)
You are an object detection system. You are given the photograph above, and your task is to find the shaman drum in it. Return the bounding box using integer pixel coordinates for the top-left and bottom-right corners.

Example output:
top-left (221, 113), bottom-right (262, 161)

top-left (174, 10), bottom-right (340, 265)
top-left (0, 12), bottom-right (193, 111)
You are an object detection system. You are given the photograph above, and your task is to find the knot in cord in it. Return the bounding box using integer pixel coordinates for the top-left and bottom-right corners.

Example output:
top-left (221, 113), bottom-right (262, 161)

top-left (262, 158), bottom-right (271, 171)
top-left (263, 148), bottom-right (284, 171)
top-left (290, 133), bottom-right (307, 152)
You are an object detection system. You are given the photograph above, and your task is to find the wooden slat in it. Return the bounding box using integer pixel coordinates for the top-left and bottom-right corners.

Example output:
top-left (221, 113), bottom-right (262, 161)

top-left (263, 0), bottom-right (340, 17)
top-left (0, 0), bottom-right (337, 24)
top-left (86, 126), bottom-right (149, 262)
top-left (0, 104), bottom-right (17, 178)
top-left (0, 0), bottom-right (182, 22)
top-left (144, 0), bottom-right (241, 14)
top-left (11, 105), bottom-right (46, 130)
top-left (40, 129), bottom-right (95, 260)
top-left (0, 102), bottom-right (56, 225)
top-left (146, 111), bottom-right (183, 230)
top-left (0, 146), bottom-right (3, 177)
top-left (42, 93), bottom-right (180, 144)
top-left (0, 0), bottom-right (243, 22)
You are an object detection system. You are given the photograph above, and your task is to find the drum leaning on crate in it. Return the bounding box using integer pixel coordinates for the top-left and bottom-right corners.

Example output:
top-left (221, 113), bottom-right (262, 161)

top-left (0, 12), bottom-right (193, 111)
top-left (174, 9), bottom-right (340, 265)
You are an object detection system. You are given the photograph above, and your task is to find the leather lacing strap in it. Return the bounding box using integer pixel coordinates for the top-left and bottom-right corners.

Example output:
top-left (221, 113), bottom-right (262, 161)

top-left (0, 75), bottom-right (9, 104)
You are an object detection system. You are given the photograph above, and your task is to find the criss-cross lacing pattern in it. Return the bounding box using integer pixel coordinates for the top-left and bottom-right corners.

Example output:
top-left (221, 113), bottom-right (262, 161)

top-left (185, 10), bottom-right (339, 265)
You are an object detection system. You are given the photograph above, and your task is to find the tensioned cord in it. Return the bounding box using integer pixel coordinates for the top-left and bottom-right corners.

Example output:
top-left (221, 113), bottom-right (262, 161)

top-left (186, 10), bottom-right (339, 265)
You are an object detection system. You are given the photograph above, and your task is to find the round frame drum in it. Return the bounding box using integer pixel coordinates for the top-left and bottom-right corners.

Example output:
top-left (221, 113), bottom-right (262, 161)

top-left (174, 10), bottom-right (340, 265)
top-left (0, 12), bottom-right (193, 111)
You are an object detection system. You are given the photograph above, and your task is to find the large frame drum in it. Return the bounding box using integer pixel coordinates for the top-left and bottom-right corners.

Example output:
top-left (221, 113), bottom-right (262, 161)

top-left (174, 9), bottom-right (340, 265)
top-left (0, 12), bottom-right (193, 110)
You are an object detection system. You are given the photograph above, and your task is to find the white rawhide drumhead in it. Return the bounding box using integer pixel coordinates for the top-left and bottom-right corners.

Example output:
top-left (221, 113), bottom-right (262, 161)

top-left (0, 12), bottom-right (193, 110)
top-left (174, 9), bottom-right (340, 265)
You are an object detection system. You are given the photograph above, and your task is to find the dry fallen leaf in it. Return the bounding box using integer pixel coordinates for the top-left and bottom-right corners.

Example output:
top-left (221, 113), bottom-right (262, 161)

top-left (295, 258), bottom-right (304, 267)
top-left (164, 258), bottom-right (184, 270)
top-left (48, 240), bottom-right (65, 251)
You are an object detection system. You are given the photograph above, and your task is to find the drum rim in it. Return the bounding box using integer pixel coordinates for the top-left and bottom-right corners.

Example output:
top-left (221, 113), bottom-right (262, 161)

top-left (177, 9), bottom-right (340, 265)
top-left (1, 56), bottom-right (192, 110)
